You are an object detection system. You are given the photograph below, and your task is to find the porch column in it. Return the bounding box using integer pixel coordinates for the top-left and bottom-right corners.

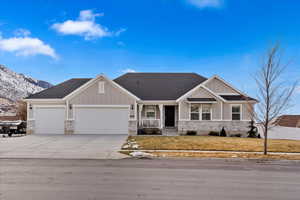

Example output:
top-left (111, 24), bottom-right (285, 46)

top-left (138, 104), bottom-right (143, 126)
top-left (159, 104), bottom-right (163, 129)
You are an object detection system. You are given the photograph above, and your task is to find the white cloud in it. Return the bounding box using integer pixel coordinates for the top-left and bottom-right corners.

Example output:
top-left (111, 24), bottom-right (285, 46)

top-left (14, 28), bottom-right (31, 37)
top-left (187, 0), bottom-right (223, 9)
top-left (0, 36), bottom-right (57, 58)
top-left (52, 9), bottom-right (111, 40)
top-left (115, 28), bottom-right (127, 37)
top-left (122, 68), bottom-right (136, 73)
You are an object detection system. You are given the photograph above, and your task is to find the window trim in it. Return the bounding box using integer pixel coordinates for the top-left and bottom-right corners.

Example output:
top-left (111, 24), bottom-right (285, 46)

top-left (98, 81), bottom-right (105, 94)
top-left (201, 104), bottom-right (212, 121)
top-left (189, 103), bottom-right (212, 121)
top-left (190, 104), bottom-right (200, 121)
top-left (230, 104), bottom-right (242, 121)
top-left (145, 105), bottom-right (156, 119)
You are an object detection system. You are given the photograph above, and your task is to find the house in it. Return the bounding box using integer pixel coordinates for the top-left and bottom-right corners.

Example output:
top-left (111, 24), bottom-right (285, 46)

top-left (24, 73), bottom-right (257, 135)
top-left (273, 115), bottom-right (300, 128)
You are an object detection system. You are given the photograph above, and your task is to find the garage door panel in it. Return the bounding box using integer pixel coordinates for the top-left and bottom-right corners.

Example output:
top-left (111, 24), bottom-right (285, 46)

top-left (74, 107), bottom-right (129, 134)
top-left (35, 107), bottom-right (65, 134)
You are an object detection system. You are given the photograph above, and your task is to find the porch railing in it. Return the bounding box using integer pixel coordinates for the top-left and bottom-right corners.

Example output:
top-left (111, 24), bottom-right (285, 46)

top-left (141, 119), bottom-right (160, 128)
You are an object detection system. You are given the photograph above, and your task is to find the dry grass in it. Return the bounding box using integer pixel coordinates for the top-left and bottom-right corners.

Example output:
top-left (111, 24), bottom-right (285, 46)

top-left (124, 136), bottom-right (300, 153)
top-left (150, 152), bottom-right (300, 160)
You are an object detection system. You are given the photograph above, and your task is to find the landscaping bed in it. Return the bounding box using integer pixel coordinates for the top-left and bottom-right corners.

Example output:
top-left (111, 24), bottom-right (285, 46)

top-left (122, 136), bottom-right (300, 153)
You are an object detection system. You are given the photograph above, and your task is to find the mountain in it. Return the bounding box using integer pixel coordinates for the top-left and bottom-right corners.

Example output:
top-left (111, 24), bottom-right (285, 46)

top-left (0, 64), bottom-right (52, 102)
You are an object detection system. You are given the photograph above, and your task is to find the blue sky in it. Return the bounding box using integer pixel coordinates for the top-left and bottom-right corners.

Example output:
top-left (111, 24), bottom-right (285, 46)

top-left (0, 0), bottom-right (299, 112)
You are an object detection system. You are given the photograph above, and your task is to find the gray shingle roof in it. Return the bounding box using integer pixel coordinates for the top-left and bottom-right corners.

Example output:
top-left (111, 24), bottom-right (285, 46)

top-left (114, 73), bottom-right (207, 100)
top-left (26, 78), bottom-right (92, 99)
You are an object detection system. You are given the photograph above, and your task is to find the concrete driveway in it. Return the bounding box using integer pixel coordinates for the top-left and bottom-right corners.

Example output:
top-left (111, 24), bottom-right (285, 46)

top-left (0, 134), bottom-right (128, 159)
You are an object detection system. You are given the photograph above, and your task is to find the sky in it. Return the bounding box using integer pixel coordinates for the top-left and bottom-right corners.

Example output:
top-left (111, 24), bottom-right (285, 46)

top-left (0, 0), bottom-right (299, 113)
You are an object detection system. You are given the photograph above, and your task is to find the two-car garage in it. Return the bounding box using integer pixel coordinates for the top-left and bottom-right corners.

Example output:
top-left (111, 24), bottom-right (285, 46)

top-left (73, 106), bottom-right (129, 134)
top-left (33, 105), bottom-right (129, 135)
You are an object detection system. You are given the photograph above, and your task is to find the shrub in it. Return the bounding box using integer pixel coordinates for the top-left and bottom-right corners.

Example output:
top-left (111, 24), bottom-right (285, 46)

top-left (186, 131), bottom-right (197, 136)
top-left (137, 129), bottom-right (146, 135)
top-left (230, 133), bottom-right (241, 137)
top-left (220, 127), bottom-right (227, 137)
top-left (208, 131), bottom-right (219, 136)
top-left (247, 120), bottom-right (258, 138)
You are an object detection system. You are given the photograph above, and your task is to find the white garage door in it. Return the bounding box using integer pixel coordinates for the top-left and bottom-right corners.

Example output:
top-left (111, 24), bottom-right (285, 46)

top-left (74, 106), bottom-right (129, 134)
top-left (35, 107), bottom-right (65, 134)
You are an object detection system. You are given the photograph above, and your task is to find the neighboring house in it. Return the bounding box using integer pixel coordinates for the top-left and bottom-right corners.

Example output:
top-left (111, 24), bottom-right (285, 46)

top-left (273, 115), bottom-right (300, 128)
top-left (257, 115), bottom-right (300, 140)
top-left (24, 73), bottom-right (257, 135)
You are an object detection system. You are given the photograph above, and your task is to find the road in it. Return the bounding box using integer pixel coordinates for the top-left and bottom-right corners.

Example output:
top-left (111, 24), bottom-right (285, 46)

top-left (1, 158), bottom-right (300, 200)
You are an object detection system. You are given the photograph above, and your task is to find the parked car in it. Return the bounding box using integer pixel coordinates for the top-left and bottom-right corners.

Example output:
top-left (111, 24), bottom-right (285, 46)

top-left (0, 120), bottom-right (26, 137)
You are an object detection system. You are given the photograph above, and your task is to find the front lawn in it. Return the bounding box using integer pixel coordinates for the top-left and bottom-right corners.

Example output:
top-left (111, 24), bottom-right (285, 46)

top-left (123, 136), bottom-right (300, 153)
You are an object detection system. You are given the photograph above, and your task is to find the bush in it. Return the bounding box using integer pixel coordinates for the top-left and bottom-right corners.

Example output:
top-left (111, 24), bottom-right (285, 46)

top-left (247, 120), bottom-right (258, 138)
top-left (230, 133), bottom-right (241, 137)
top-left (208, 131), bottom-right (219, 136)
top-left (186, 131), bottom-right (197, 136)
top-left (220, 127), bottom-right (227, 137)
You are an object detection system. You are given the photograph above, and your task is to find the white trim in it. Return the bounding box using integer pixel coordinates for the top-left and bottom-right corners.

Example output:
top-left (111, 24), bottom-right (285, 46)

top-left (23, 99), bottom-right (65, 102)
top-left (98, 81), bottom-right (105, 94)
top-left (186, 101), bottom-right (217, 104)
top-left (176, 75), bottom-right (255, 103)
top-left (144, 105), bottom-right (156, 119)
top-left (221, 101), bottom-right (223, 120)
top-left (209, 75), bottom-right (249, 97)
top-left (73, 104), bottom-right (130, 108)
top-left (176, 82), bottom-right (226, 102)
top-left (178, 119), bottom-right (251, 122)
top-left (33, 105), bottom-right (66, 108)
top-left (230, 104), bottom-right (242, 121)
top-left (101, 74), bottom-right (140, 101)
top-left (217, 93), bottom-right (240, 95)
top-left (201, 85), bottom-right (226, 102)
top-left (63, 74), bottom-right (140, 101)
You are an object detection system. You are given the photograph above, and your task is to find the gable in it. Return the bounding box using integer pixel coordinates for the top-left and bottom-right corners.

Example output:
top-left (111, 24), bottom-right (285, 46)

top-left (205, 77), bottom-right (239, 94)
top-left (69, 77), bottom-right (136, 105)
top-left (189, 87), bottom-right (216, 99)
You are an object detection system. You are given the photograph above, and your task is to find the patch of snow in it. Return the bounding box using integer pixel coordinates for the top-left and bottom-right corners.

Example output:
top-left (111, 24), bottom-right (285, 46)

top-left (130, 151), bottom-right (153, 158)
top-left (0, 64), bottom-right (51, 101)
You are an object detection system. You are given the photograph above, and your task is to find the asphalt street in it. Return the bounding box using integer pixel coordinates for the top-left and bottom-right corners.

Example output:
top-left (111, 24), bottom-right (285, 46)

top-left (1, 158), bottom-right (300, 200)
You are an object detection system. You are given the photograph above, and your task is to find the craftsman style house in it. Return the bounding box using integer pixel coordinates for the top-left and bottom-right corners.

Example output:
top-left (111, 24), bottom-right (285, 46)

top-left (25, 73), bottom-right (257, 135)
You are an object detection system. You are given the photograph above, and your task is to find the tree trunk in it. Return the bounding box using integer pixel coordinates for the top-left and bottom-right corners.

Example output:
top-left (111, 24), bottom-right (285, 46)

top-left (264, 126), bottom-right (268, 155)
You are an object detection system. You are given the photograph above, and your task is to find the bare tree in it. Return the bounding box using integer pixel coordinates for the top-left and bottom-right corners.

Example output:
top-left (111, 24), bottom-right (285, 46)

top-left (16, 101), bottom-right (27, 121)
top-left (254, 44), bottom-right (298, 155)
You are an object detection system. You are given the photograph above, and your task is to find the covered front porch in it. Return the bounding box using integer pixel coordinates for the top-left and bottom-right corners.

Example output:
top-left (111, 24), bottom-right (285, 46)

top-left (137, 102), bottom-right (178, 135)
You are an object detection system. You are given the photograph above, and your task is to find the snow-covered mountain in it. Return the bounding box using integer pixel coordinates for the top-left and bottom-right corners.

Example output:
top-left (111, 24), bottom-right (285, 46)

top-left (0, 64), bottom-right (52, 101)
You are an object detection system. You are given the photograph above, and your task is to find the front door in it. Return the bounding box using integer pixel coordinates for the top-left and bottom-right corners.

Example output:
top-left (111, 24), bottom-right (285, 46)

top-left (164, 106), bottom-right (175, 127)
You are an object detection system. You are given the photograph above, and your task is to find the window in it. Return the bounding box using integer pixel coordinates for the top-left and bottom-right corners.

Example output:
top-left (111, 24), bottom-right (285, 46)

top-left (232, 105), bottom-right (241, 120)
top-left (146, 106), bottom-right (156, 118)
top-left (98, 81), bottom-right (105, 94)
top-left (190, 105), bottom-right (199, 120)
top-left (202, 104), bottom-right (211, 120)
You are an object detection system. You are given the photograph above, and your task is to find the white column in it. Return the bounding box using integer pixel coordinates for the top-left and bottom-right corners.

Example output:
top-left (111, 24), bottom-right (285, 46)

top-left (138, 104), bottom-right (143, 126)
top-left (159, 104), bottom-right (163, 129)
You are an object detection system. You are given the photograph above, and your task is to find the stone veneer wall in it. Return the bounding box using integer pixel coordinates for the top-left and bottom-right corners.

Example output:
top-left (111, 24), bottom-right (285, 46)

top-left (65, 120), bottom-right (74, 135)
top-left (178, 120), bottom-right (250, 136)
top-left (26, 120), bottom-right (35, 134)
top-left (129, 120), bottom-right (137, 135)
